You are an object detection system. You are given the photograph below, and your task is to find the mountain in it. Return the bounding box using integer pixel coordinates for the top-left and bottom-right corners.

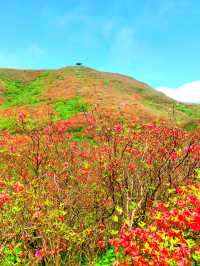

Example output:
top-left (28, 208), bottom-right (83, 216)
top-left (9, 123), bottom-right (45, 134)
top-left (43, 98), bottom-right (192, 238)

top-left (0, 66), bottom-right (199, 131)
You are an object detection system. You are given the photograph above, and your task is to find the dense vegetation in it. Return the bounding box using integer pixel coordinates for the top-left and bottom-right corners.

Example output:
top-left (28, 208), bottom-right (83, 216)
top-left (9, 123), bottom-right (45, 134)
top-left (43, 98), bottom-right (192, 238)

top-left (0, 67), bottom-right (200, 132)
top-left (0, 110), bottom-right (199, 265)
top-left (0, 67), bottom-right (199, 265)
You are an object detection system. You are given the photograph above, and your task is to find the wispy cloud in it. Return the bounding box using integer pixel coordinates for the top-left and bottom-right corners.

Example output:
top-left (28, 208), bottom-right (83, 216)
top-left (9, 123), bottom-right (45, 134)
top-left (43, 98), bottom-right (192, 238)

top-left (44, 5), bottom-right (118, 52)
top-left (108, 27), bottom-right (136, 66)
top-left (156, 81), bottom-right (200, 103)
top-left (55, 7), bottom-right (89, 27)
top-left (53, 6), bottom-right (116, 37)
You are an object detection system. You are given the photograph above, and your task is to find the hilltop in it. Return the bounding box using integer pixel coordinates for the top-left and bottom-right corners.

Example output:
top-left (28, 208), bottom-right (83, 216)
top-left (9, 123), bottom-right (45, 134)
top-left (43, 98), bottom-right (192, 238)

top-left (0, 66), bottom-right (199, 131)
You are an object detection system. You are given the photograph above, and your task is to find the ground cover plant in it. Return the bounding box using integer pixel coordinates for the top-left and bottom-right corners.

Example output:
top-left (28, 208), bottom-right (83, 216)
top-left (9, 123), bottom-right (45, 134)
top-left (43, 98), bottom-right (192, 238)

top-left (54, 96), bottom-right (90, 121)
top-left (0, 109), bottom-right (199, 265)
top-left (0, 72), bottom-right (50, 108)
top-left (0, 117), bottom-right (15, 132)
top-left (1, 67), bottom-right (200, 127)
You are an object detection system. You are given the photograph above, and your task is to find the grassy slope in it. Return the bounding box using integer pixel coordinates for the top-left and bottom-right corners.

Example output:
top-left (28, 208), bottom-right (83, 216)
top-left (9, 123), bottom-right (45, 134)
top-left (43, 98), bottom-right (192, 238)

top-left (0, 66), bottom-right (199, 131)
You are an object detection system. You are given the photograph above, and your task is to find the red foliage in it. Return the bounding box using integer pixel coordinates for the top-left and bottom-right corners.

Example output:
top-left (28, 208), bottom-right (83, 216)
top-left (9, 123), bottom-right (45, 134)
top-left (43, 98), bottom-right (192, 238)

top-left (110, 182), bottom-right (200, 265)
top-left (0, 112), bottom-right (199, 264)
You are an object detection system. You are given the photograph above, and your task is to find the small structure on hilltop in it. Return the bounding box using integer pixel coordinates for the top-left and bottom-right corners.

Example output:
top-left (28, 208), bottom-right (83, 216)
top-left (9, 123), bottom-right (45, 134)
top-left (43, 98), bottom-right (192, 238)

top-left (75, 62), bottom-right (83, 66)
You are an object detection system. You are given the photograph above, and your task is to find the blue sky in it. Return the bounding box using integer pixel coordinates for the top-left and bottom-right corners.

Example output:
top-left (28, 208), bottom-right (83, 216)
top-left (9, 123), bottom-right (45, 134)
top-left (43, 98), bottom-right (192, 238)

top-left (0, 0), bottom-right (200, 102)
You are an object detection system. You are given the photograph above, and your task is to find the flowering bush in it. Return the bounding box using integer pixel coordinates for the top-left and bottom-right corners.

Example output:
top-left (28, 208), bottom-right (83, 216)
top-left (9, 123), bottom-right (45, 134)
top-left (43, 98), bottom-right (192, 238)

top-left (0, 112), bottom-right (199, 265)
top-left (110, 177), bottom-right (200, 265)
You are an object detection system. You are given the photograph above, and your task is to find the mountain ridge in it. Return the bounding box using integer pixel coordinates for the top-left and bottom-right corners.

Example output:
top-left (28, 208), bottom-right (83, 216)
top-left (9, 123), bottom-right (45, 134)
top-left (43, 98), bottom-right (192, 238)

top-left (0, 66), bottom-right (199, 131)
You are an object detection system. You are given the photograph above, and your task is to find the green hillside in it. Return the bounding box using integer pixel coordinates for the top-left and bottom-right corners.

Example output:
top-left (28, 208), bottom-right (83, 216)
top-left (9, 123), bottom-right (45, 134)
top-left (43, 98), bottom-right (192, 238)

top-left (0, 66), bottom-right (199, 131)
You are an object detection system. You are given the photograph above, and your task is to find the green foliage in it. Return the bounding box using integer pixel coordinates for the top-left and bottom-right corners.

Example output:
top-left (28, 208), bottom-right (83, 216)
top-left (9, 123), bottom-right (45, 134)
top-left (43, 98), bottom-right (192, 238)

top-left (96, 248), bottom-right (116, 266)
top-left (0, 117), bottom-right (15, 131)
top-left (192, 251), bottom-right (200, 265)
top-left (54, 96), bottom-right (90, 120)
top-left (141, 97), bottom-right (173, 116)
top-left (0, 116), bottom-right (39, 133)
top-left (176, 103), bottom-right (199, 118)
top-left (37, 71), bottom-right (50, 79)
top-left (104, 80), bottom-right (110, 87)
top-left (195, 168), bottom-right (200, 179)
top-left (71, 133), bottom-right (97, 144)
top-left (183, 122), bottom-right (198, 132)
top-left (3, 242), bottom-right (28, 266)
top-left (0, 72), bottom-right (49, 107)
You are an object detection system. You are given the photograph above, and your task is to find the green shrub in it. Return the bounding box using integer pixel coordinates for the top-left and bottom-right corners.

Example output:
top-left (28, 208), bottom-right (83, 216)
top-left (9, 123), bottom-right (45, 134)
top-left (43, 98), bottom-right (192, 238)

top-left (0, 117), bottom-right (15, 131)
top-left (176, 103), bottom-right (198, 117)
top-left (54, 97), bottom-right (90, 120)
top-left (0, 72), bottom-right (49, 107)
top-left (96, 248), bottom-right (116, 266)
top-left (184, 122), bottom-right (198, 131)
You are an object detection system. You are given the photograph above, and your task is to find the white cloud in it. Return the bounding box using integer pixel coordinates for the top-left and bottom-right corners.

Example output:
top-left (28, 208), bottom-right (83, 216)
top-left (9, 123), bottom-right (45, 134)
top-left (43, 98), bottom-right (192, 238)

top-left (156, 81), bottom-right (200, 103)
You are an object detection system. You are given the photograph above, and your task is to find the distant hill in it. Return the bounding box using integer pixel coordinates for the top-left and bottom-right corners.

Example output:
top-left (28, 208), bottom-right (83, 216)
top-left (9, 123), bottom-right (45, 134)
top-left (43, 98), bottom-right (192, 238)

top-left (0, 66), bottom-right (199, 131)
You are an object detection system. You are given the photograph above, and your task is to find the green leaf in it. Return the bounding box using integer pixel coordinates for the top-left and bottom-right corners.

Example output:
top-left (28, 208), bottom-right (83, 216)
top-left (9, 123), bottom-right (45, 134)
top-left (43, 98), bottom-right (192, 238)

top-left (129, 201), bottom-right (137, 210)
top-left (112, 215), bottom-right (119, 222)
top-left (7, 255), bottom-right (15, 262)
top-left (15, 242), bottom-right (23, 248)
top-left (186, 238), bottom-right (196, 248)
top-left (138, 221), bottom-right (146, 228)
top-left (110, 229), bottom-right (119, 235)
top-left (116, 206), bottom-right (123, 215)
top-left (168, 188), bottom-right (176, 194)
top-left (195, 168), bottom-right (200, 179)
top-left (15, 248), bottom-right (22, 255)
top-left (192, 251), bottom-right (200, 262)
